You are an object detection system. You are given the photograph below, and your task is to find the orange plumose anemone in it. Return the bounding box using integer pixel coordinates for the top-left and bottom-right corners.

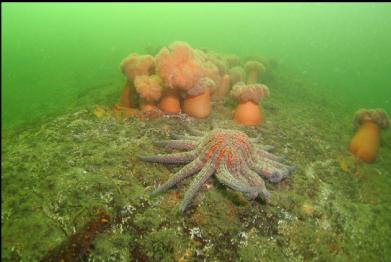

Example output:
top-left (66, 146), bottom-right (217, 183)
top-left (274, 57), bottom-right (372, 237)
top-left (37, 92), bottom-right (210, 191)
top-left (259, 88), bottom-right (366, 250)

top-left (119, 81), bottom-right (139, 108)
top-left (118, 54), bottom-right (155, 109)
top-left (120, 54), bottom-right (155, 81)
top-left (226, 54), bottom-right (240, 69)
top-left (194, 49), bottom-right (226, 96)
top-left (215, 74), bottom-right (231, 97)
top-left (349, 108), bottom-right (389, 163)
top-left (156, 41), bottom-right (226, 118)
top-left (183, 77), bottom-right (215, 118)
top-left (134, 75), bottom-right (163, 112)
top-left (230, 82), bottom-right (270, 126)
top-left (159, 88), bottom-right (181, 114)
top-left (245, 61), bottom-right (265, 84)
top-left (205, 51), bottom-right (228, 76)
top-left (229, 66), bottom-right (246, 86)
top-left (155, 42), bottom-right (203, 91)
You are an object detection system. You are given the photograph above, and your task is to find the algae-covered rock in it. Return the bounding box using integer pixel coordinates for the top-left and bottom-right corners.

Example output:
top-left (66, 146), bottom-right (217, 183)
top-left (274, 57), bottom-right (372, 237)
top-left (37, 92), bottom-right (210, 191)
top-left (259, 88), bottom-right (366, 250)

top-left (2, 64), bottom-right (391, 261)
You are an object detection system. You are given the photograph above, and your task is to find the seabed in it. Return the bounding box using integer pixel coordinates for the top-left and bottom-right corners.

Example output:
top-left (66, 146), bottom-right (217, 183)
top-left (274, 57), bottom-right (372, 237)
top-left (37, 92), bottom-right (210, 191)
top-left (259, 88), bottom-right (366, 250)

top-left (2, 64), bottom-right (391, 261)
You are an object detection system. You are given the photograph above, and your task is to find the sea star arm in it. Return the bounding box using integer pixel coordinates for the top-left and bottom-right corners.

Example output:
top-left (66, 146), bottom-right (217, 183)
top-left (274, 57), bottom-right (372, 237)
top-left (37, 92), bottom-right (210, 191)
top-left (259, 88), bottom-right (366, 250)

top-left (216, 164), bottom-right (261, 195)
top-left (250, 134), bottom-right (263, 143)
top-left (170, 133), bottom-right (200, 141)
top-left (178, 163), bottom-right (215, 213)
top-left (250, 159), bottom-right (293, 183)
top-left (138, 150), bottom-right (197, 164)
top-left (186, 126), bottom-right (206, 137)
top-left (254, 144), bottom-right (275, 152)
top-left (154, 140), bottom-right (197, 150)
top-left (241, 167), bottom-right (270, 201)
top-left (254, 148), bottom-right (285, 161)
top-left (152, 158), bottom-right (204, 195)
top-left (262, 157), bottom-right (296, 172)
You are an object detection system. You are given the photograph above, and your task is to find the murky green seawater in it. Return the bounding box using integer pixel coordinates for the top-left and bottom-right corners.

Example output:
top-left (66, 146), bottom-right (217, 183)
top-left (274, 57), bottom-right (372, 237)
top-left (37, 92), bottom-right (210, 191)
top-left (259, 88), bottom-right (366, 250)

top-left (3, 3), bottom-right (391, 129)
top-left (2, 3), bottom-right (391, 261)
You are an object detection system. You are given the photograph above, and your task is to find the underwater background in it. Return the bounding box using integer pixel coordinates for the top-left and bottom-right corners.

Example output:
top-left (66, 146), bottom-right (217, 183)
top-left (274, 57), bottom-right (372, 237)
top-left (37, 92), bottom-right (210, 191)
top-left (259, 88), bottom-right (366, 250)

top-left (2, 3), bottom-right (391, 261)
top-left (3, 3), bottom-right (391, 129)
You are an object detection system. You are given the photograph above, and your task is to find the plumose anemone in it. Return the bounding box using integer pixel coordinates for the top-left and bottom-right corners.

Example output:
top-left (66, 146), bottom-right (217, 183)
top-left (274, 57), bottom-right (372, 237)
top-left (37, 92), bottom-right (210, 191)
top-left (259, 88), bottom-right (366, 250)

top-left (349, 108), bottom-right (389, 163)
top-left (230, 82), bottom-right (270, 126)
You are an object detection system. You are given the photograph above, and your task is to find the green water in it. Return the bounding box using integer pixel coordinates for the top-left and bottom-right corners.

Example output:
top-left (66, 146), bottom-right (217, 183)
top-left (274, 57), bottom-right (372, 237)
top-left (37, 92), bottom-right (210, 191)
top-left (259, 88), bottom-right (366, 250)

top-left (2, 3), bottom-right (391, 129)
top-left (2, 3), bottom-right (391, 262)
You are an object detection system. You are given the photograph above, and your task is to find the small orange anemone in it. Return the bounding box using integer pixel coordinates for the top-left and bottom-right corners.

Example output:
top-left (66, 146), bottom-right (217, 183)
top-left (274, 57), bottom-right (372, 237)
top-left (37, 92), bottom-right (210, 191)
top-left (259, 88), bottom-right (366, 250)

top-left (119, 81), bottom-right (139, 108)
top-left (134, 75), bottom-right (163, 112)
top-left (205, 51), bottom-right (228, 75)
top-left (183, 77), bottom-right (215, 118)
top-left (226, 54), bottom-right (240, 68)
top-left (119, 84), bottom-right (132, 108)
top-left (159, 88), bottom-right (181, 114)
top-left (215, 74), bottom-right (230, 97)
top-left (245, 61), bottom-right (265, 84)
top-left (120, 54), bottom-right (155, 81)
top-left (230, 82), bottom-right (269, 125)
top-left (200, 59), bottom-right (221, 95)
top-left (229, 66), bottom-right (246, 86)
top-left (349, 109), bottom-right (389, 163)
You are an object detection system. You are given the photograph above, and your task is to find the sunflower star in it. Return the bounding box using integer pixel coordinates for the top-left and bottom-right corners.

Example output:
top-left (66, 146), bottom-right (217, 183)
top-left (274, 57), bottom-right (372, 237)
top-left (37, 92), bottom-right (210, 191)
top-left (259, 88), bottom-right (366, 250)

top-left (139, 128), bottom-right (295, 212)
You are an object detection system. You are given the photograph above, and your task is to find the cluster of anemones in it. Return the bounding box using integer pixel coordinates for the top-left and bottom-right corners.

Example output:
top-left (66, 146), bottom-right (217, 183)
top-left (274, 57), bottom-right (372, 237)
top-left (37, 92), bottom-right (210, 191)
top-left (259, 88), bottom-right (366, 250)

top-left (118, 42), bottom-right (225, 118)
top-left (117, 41), bottom-right (269, 123)
top-left (117, 43), bottom-right (391, 165)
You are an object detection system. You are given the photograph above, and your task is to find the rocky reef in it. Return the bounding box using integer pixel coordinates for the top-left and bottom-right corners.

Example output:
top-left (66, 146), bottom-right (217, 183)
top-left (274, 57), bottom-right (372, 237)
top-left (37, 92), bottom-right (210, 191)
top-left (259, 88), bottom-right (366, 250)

top-left (2, 62), bottom-right (391, 261)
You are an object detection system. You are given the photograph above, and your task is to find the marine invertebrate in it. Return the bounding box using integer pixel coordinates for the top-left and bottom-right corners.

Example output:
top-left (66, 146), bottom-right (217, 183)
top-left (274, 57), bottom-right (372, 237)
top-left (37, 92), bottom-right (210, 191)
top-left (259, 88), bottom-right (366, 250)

top-left (349, 108), bottom-right (389, 163)
top-left (119, 54), bottom-right (155, 110)
top-left (139, 128), bottom-right (295, 212)
top-left (245, 61), bottom-right (265, 84)
top-left (120, 54), bottom-right (155, 81)
top-left (134, 75), bottom-right (163, 112)
top-left (229, 66), bottom-right (246, 86)
top-left (182, 77), bottom-right (215, 118)
top-left (119, 81), bottom-right (139, 108)
top-left (226, 54), bottom-right (240, 68)
top-left (156, 42), bottom-right (231, 118)
top-left (205, 51), bottom-right (228, 75)
top-left (215, 74), bottom-right (230, 97)
top-left (200, 58), bottom-right (221, 94)
top-left (158, 88), bottom-right (181, 114)
top-left (155, 42), bottom-right (203, 91)
top-left (230, 82), bottom-right (270, 126)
